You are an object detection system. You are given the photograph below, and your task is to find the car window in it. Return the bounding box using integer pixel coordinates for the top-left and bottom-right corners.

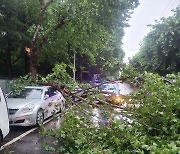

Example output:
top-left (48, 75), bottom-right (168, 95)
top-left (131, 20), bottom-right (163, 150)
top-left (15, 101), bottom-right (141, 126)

top-left (99, 84), bottom-right (116, 91)
top-left (44, 89), bottom-right (51, 98)
top-left (45, 87), bottom-right (58, 98)
top-left (49, 87), bottom-right (57, 96)
top-left (8, 88), bottom-right (43, 99)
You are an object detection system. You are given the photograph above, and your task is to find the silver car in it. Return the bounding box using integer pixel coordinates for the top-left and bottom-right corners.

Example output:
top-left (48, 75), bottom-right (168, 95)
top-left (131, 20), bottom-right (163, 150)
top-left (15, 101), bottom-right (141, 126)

top-left (6, 86), bottom-right (65, 126)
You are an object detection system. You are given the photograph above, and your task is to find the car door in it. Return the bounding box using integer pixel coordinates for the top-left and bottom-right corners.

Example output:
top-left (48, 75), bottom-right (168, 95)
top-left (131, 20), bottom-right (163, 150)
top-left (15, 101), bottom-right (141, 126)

top-left (0, 87), bottom-right (9, 141)
top-left (54, 90), bottom-right (65, 112)
top-left (44, 87), bottom-right (60, 116)
top-left (43, 88), bottom-right (53, 118)
top-left (49, 88), bottom-right (64, 113)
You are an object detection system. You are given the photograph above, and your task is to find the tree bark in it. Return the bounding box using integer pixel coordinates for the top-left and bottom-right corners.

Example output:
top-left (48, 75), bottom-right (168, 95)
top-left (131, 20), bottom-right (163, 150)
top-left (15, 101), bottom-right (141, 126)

top-left (29, 50), bottom-right (39, 79)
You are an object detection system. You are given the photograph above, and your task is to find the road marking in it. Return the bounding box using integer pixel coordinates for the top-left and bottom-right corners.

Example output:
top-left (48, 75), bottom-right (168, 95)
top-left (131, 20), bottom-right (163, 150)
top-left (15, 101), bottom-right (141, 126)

top-left (0, 112), bottom-right (61, 151)
top-left (0, 127), bottom-right (38, 151)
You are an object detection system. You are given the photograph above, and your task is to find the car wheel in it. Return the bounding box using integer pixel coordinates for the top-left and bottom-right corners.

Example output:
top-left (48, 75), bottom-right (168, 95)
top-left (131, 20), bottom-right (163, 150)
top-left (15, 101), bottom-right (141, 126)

top-left (36, 109), bottom-right (44, 125)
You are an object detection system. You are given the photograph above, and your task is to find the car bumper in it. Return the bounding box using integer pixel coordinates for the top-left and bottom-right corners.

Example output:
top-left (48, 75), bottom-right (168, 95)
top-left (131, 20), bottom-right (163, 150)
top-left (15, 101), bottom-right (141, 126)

top-left (9, 113), bottom-right (37, 126)
top-left (105, 95), bottom-right (123, 104)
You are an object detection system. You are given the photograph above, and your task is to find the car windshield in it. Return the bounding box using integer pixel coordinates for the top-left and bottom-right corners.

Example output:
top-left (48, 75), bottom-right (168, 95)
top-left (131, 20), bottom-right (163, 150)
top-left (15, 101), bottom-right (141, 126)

top-left (8, 88), bottom-right (43, 99)
top-left (99, 84), bottom-right (116, 91)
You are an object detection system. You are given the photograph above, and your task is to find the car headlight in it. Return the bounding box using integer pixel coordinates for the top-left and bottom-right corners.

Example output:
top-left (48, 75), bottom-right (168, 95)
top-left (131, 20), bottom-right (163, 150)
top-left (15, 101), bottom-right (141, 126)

top-left (115, 97), bottom-right (122, 103)
top-left (20, 104), bottom-right (35, 113)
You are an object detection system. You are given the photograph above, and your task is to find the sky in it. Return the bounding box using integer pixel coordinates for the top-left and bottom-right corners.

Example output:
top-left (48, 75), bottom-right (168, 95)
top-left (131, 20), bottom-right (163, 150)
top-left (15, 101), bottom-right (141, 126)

top-left (123, 0), bottom-right (180, 62)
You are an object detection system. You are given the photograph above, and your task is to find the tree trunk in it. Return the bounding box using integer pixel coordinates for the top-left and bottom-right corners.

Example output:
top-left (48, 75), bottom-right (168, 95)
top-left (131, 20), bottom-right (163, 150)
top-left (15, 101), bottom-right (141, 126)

top-left (29, 54), bottom-right (38, 79)
top-left (26, 0), bottom-right (66, 80)
top-left (28, 47), bottom-right (40, 80)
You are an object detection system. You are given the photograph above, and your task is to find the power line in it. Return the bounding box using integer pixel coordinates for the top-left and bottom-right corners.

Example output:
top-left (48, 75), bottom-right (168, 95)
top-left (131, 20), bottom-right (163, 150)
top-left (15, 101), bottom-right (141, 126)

top-left (160, 0), bottom-right (175, 17)
top-left (160, 0), bottom-right (179, 18)
top-left (163, 0), bottom-right (179, 17)
top-left (160, 0), bottom-right (174, 17)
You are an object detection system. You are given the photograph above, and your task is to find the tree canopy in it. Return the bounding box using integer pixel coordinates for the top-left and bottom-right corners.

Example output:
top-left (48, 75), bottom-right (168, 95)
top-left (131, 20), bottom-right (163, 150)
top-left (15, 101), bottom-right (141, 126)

top-left (130, 7), bottom-right (180, 75)
top-left (0, 0), bottom-right (139, 79)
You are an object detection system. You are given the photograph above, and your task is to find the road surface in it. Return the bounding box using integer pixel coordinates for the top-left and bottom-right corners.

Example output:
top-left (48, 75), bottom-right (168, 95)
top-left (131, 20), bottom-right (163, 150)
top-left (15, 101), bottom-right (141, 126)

top-left (0, 82), bottom-right (134, 154)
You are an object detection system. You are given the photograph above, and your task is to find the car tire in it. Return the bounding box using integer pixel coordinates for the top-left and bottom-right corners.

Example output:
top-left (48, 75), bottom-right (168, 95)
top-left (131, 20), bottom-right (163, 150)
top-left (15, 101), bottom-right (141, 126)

top-left (36, 109), bottom-right (44, 125)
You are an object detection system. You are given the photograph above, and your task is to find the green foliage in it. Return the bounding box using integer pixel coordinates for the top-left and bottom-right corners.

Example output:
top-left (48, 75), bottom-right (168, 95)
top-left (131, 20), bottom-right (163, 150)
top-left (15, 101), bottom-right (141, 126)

top-left (12, 65), bottom-right (180, 153)
top-left (120, 65), bottom-right (140, 85)
top-left (0, 0), bottom-right (139, 79)
top-left (130, 7), bottom-right (180, 75)
top-left (11, 74), bottom-right (33, 95)
top-left (41, 79), bottom-right (180, 153)
top-left (41, 111), bottom-right (140, 154)
top-left (12, 63), bottom-right (75, 93)
top-left (43, 63), bottom-right (75, 85)
top-left (128, 72), bottom-right (180, 152)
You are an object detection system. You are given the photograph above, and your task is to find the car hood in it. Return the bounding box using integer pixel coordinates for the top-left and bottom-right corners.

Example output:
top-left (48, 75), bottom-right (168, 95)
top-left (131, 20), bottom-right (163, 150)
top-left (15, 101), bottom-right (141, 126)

top-left (6, 98), bottom-right (41, 109)
top-left (102, 90), bottom-right (119, 96)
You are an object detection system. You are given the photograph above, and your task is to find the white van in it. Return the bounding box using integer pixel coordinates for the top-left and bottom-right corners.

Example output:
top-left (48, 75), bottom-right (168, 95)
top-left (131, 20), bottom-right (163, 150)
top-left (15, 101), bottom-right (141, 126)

top-left (0, 87), bottom-right (9, 147)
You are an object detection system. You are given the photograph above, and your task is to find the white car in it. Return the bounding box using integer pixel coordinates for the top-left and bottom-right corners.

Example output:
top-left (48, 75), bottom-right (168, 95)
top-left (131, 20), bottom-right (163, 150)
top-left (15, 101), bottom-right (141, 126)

top-left (99, 83), bottom-right (121, 103)
top-left (0, 87), bottom-right (9, 147)
top-left (6, 86), bottom-right (65, 126)
top-left (99, 83), bottom-right (120, 96)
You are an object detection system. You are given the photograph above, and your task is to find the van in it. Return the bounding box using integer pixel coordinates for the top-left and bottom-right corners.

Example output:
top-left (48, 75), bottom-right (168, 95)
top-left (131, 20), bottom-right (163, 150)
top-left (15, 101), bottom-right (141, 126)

top-left (0, 87), bottom-right (9, 147)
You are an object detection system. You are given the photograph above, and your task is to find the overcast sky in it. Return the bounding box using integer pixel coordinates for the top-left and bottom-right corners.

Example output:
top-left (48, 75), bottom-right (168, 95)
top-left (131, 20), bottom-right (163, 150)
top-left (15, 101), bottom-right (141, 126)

top-left (123, 0), bottom-right (180, 62)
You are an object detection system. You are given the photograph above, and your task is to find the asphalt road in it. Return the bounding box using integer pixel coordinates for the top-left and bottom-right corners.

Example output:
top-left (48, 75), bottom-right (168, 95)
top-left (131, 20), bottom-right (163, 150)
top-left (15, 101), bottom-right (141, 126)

top-left (1, 115), bottom-right (63, 154)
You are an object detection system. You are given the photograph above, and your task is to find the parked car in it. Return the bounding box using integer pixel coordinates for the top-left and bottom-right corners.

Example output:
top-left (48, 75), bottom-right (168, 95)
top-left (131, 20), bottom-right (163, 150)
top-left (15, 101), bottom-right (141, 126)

top-left (99, 83), bottom-right (121, 103)
top-left (6, 86), bottom-right (65, 126)
top-left (0, 86), bottom-right (9, 147)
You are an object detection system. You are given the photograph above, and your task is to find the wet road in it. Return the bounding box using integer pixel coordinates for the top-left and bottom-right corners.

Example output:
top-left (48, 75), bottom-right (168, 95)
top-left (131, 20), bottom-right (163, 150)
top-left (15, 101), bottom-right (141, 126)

top-left (3, 126), bottom-right (33, 145)
top-left (2, 129), bottom-right (45, 154)
top-left (1, 115), bottom-right (63, 154)
top-left (0, 82), bottom-right (134, 154)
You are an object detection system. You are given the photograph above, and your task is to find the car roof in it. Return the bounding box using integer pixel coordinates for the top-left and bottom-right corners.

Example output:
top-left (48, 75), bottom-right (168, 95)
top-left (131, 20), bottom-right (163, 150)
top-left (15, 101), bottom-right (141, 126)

top-left (101, 83), bottom-right (116, 86)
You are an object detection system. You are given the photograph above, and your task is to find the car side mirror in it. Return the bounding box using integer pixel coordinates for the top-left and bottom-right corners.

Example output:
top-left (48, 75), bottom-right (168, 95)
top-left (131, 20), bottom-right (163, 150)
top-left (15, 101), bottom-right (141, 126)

top-left (44, 94), bottom-right (49, 100)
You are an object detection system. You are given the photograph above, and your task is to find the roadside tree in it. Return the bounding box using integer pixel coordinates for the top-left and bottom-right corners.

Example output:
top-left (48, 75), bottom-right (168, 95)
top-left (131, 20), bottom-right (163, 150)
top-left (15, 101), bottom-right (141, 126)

top-left (130, 7), bottom-right (180, 75)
